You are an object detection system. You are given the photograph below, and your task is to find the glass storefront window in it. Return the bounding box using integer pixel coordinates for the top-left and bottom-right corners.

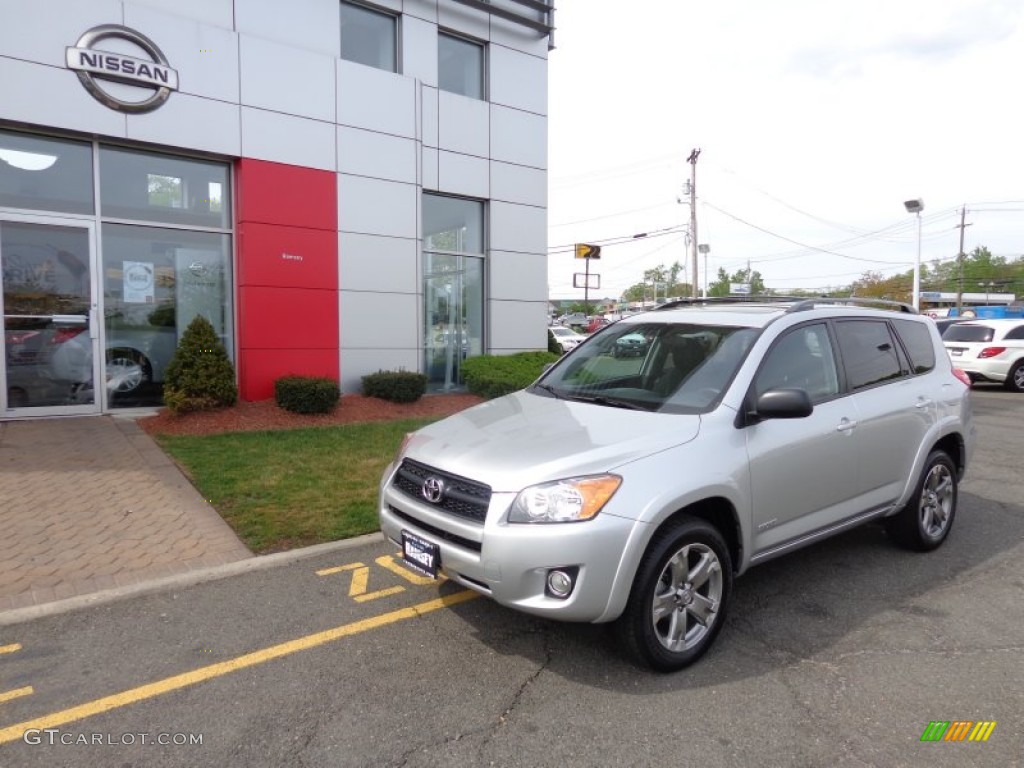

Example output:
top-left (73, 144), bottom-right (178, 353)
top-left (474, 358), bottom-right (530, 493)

top-left (439, 32), bottom-right (485, 100)
top-left (0, 130), bottom-right (94, 215)
top-left (99, 147), bottom-right (231, 228)
top-left (423, 194), bottom-right (484, 391)
top-left (101, 224), bottom-right (233, 408)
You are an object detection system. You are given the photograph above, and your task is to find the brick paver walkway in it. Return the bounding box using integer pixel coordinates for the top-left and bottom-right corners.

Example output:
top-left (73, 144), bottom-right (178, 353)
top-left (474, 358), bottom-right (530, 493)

top-left (0, 416), bottom-right (252, 613)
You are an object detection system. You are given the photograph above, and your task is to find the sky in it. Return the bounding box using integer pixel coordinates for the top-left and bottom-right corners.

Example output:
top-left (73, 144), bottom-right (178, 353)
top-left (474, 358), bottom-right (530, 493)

top-left (545, 0), bottom-right (1024, 301)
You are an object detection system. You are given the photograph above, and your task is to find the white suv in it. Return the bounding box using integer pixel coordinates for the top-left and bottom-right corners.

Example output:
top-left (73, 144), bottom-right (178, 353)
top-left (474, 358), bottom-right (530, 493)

top-left (942, 318), bottom-right (1024, 392)
top-left (379, 299), bottom-right (975, 671)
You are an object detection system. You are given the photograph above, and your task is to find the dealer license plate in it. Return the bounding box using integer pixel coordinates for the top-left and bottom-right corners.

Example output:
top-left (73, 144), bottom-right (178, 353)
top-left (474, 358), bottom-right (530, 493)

top-left (401, 530), bottom-right (440, 579)
top-left (949, 348), bottom-right (963, 356)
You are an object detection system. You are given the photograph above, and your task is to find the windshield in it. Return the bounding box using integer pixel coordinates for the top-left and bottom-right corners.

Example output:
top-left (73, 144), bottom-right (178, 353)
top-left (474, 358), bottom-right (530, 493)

top-left (944, 324), bottom-right (995, 343)
top-left (531, 321), bottom-right (760, 413)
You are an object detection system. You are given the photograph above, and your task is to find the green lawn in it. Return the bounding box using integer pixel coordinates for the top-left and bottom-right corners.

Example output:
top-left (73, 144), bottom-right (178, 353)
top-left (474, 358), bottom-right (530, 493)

top-left (157, 418), bottom-right (438, 553)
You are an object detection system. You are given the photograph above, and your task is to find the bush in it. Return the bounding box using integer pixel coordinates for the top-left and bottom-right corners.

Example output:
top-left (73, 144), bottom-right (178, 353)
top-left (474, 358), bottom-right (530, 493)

top-left (547, 329), bottom-right (563, 355)
top-left (362, 370), bottom-right (428, 403)
top-left (275, 375), bottom-right (340, 414)
top-left (462, 351), bottom-right (560, 399)
top-left (163, 315), bottom-right (237, 414)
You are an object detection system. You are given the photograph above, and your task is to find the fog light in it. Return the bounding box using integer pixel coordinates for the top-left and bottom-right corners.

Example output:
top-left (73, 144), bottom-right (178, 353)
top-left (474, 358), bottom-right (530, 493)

top-left (546, 568), bottom-right (576, 599)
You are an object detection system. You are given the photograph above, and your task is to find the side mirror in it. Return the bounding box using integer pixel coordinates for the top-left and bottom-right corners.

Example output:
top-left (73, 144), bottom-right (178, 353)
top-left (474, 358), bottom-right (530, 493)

top-left (746, 388), bottom-right (813, 424)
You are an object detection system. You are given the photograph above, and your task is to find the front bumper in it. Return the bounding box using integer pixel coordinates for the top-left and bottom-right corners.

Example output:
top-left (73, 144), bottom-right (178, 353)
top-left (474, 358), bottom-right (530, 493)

top-left (379, 478), bottom-right (642, 623)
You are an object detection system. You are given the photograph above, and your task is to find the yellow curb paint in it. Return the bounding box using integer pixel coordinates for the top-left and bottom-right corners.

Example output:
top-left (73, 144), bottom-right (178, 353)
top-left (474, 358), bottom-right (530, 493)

top-left (0, 687), bottom-right (33, 704)
top-left (0, 644), bottom-right (22, 655)
top-left (316, 563), bottom-right (364, 576)
top-left (0, 590), bottom-right (479, 745)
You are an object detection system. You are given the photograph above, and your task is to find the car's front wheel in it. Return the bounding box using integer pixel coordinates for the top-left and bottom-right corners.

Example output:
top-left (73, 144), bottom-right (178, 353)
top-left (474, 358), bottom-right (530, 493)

top-left (1005, 360), bottom-right (1024, 393)
top-left (615, 518), bottom-right (733, 672)
top-left (105, 348), bottom-right (150, 395)
top-left (887, 450), bottom-right (958, 551)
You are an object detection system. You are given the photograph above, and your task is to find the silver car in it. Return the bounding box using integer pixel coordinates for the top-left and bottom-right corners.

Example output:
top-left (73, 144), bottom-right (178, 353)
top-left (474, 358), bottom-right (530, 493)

top-left (379, 299), bottom-right (975, 671)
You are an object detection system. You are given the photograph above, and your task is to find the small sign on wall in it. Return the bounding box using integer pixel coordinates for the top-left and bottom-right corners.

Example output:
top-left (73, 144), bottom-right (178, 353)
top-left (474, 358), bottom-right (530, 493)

top-left (123, 261), bottom-right (155, 303)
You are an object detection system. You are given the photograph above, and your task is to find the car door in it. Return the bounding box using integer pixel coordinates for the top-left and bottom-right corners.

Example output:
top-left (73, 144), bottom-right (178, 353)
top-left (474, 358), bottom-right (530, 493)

top-left (834, 319), bottom-right (935, 510)
top-left (745, 322), bottom-right (862, 555)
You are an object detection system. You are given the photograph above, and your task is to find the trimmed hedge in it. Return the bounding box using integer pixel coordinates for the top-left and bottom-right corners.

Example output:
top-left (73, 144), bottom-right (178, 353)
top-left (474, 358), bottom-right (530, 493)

top-left (462, 351), bottom-right (560, 399)
top-left (547, 328), bottom-right (563, 355)
top-left (362, 370), bottom-right (428, 403)
top-left (274, 375), bottom-right (340, 414)
top-left (163, 315), bottom-right (237, 414)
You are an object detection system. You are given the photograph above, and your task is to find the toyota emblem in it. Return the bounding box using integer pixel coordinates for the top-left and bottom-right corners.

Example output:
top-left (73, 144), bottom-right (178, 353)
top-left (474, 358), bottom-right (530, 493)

top-left (421, 477), bottom-right (445, 504)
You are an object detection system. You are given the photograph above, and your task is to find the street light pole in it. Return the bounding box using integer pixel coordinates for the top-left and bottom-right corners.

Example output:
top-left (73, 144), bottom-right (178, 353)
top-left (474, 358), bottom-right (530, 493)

top-left (698, 244), bottom-right (710, 297)
top-left (903, 198), bottom-right (924, 310)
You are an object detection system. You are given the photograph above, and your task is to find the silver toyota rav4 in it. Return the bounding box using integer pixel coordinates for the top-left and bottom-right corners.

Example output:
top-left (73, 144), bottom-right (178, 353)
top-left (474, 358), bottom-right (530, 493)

top-left (379, 298), bottom-right (975, 671)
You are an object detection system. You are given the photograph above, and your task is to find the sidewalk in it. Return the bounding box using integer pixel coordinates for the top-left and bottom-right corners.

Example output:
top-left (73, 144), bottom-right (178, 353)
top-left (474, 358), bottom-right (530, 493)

top-left (0, 415), bottom-right (252, 614)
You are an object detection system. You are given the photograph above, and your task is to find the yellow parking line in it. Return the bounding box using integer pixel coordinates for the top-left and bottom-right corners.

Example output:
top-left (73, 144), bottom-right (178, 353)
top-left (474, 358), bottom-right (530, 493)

top-left (0, 687), bottom-right (33, 704)
top-left (0, 590), bottom-right (478, 745)
top-left (0, 644), bottom-right (22, 655)
top-left (316, 563), bottom-right (364, 577)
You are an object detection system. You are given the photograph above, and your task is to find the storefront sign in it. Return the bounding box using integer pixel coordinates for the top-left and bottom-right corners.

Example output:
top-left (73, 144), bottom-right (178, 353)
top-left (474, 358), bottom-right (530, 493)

top-left (66, 25), bottom-right (178, 113)
top-left (123, 261), bottom-right (155, 303)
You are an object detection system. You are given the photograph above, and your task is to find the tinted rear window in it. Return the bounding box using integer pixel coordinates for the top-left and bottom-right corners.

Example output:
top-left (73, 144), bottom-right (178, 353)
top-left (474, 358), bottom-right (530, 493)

top-left (944, 325), bottom-right (995, 343)
top-left (834, 320), bottom-right (903, 391)
top-left (892, 319), bottom-right (935, 374)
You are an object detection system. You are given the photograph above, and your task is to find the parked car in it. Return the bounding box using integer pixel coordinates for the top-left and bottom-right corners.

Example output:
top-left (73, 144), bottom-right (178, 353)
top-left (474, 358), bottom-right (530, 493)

top-left (380, 298), bottom-right (974, 671)
top-left (558, 313), bottom-right (588, 328)
top-left (549, 326), bottom-right (586, 353)
top-left (613, 331), bottom-right (649, 358)
top-left (943, 318), bottom-right (1024, 392)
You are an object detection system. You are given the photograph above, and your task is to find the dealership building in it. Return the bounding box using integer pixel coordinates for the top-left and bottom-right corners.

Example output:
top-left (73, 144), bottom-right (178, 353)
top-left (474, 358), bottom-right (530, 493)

top-left (0, 0), bottom-right (552, 417)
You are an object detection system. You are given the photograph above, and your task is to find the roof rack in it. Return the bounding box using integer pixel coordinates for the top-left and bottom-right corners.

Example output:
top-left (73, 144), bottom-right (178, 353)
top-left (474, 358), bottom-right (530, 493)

top-left (652, 295), bottom-right (918, 314)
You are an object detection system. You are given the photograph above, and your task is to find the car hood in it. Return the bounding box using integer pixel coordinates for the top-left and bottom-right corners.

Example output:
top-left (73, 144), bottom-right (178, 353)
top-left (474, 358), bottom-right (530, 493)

top-left (400, 390), bottom-right (701, 492)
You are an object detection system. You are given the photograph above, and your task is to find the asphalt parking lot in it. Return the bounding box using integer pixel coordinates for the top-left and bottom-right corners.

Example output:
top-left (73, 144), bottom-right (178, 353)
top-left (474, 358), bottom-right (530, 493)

top-left (0, 387), bottom-right (1021, 767)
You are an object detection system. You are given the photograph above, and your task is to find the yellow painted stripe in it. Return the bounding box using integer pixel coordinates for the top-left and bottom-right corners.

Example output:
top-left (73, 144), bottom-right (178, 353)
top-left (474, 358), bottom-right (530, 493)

top-left (376, 555), bottom-right (445, 586)
top-left (353, 586), bottom-right (405, 603)
top-left (315, 563), bottom-right (364, 577)
top-left (0, 590), bottom-right (478, 745)
top-left (0, 644), bottom-right (22, 655)
top-left (0, 687), bottom-right (33, 704)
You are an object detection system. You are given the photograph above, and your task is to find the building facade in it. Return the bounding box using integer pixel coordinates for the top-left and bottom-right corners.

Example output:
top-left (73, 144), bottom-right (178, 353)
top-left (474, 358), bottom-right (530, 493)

top-left (0, 0), bottom-right (552, 417)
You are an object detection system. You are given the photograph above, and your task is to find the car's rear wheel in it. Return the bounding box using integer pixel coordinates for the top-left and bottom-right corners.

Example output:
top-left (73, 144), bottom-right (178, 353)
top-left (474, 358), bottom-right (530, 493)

top-left (887, 450), bottom-right (957, 551)
top-left (1005, 360), bottom-right (1024, 393)
top-left (615, 518), bottom-right (732, 672)
top-left (105, 348), bottom-right (151, 395)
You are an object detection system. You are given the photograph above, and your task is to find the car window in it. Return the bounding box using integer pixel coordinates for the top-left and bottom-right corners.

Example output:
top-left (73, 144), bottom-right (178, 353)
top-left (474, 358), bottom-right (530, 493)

top-left (834, 320), bottom-right (903, 391)
top-left (943, 324), bottom-right (995, 343)
top-left (1004, 324), bottom-right (1024, 340)
top-left (754, 323), bottom-right (839, 403)
top-left (891, 318), bottom-right (935, 374)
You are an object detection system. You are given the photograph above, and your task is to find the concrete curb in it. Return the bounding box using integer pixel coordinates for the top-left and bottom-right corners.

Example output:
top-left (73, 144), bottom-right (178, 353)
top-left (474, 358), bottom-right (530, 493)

top-left (0, 532), bottom-right (385, 627)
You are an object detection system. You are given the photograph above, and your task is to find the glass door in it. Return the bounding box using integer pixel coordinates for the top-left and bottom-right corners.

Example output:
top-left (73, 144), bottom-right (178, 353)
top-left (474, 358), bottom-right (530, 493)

top-left (1, 216), bottom-right (100, 416)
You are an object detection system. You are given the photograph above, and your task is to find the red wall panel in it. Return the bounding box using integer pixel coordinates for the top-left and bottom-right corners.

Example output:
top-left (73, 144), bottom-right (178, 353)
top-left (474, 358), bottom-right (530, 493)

top-left (237, 286), bottom-right (339, 351)
top-left (239, 349), bottom-right (340, 402)
top-left (236, 159), bottom-right (337, 231)
top-left (237, 223), bottom-right (338, 290)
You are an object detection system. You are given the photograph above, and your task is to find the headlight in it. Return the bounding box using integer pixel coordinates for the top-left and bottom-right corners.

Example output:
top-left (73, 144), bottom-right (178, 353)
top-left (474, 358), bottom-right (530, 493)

top-left (509, 475), bottom-right (622, 523)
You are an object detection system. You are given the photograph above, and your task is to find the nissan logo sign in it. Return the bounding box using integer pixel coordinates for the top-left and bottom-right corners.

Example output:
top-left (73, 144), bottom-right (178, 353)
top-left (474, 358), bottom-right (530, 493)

top-left (66, 25), bottom-right (178, 113)
top-left (421, 477), bottom-right (445, 504)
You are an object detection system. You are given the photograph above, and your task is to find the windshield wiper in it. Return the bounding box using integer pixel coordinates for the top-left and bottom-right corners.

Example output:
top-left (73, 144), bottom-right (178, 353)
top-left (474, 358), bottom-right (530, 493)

top-left (564, 394), bottom-right (646, 410)
top-left (532, 383), bottom-right (564, 399)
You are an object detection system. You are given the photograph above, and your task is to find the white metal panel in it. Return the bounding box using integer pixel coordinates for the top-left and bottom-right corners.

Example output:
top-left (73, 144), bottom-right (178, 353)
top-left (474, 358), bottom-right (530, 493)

top-left (488, 299), bottom-right (549, 350)
top-left (128, 92), bottom-right (241, 155)
top-left (490, 200), bottom-right (546, 254)
top-left (489, 18), bottom-right (550, 57)
top-left (339, 232), bottom-right (418, 294)
top-left (338, 174), bottom-right (418, 238)
top-left (438, 150), bottom-right (489, 199)
top-left (337, 59), bottom-right (416, 138)
top-left (0, 0), bottom-right (122, 68)
top-left (438, 1), bottom-right (489, 41)
top-left (421, 84), bottom-right (439, 147)
top-left (124, 0), bottom-right (234, 29)
top-left (491, 104), bottom-right (546, 168)
top-left (489, 44), bottom-right (546, 115)
top-left (491, 160), bottom-right (546, 207)
top-left (235, 0), bottom-right (341, 57)
top-left (404, 0), bottom-right (438, 24)
top-left (488, 249), bottom-right (547, 301)
top-left (241, 107), bottom-right (335, 171)
top-left (340, 291), bottom-right (419, 348)
top-left (422, 146), bottom-right (439, 189)
top-left (123, 3), bottom-right (240, 103)
top-left (402, 14), bottom-right (437, 87)
top-left (0, 56), bottom-right (126, 137)
top-left (338, 348), bottom-right (421, 392)
top-left (239, 35), bottom-right (335, 122)
top-left (438, 90), bottom-right (489, 157)
top-left (337, 126), bottom-right (417, 183)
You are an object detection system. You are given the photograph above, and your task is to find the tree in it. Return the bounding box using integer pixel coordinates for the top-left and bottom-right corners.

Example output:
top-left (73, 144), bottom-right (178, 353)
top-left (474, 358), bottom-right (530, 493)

top-left (163, 315), bottom-right (238, 414)
top-left (707, 267), bottom-right (766, 297)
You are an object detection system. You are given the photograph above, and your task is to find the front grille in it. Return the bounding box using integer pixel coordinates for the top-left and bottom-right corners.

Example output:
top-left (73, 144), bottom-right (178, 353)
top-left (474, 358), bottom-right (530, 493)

top-left (389, 506), bottom-right (483, 553)
top-left (392, 458), bottom-right (491, 524)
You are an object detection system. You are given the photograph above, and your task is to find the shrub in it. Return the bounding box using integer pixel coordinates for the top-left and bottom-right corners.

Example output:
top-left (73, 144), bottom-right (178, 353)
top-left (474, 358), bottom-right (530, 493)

top-left (462, 351), bottom-right (559, 399)
top-left (547, 329), bottom-right (563, 355)
top-left (275, 375), bottom-right (340, 414)
top-left (362, 370), bottom-right (428, 403)
top-left (163, 315), bottom-right (238, 414)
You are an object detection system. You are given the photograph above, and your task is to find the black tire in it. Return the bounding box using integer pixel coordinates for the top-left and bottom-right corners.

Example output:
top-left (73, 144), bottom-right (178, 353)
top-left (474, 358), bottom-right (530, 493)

top-left (886, 450), bottom-right (958, 552)
top-left (1004, 360), bottom-right (1024, 393)
top-left (105, 348), bottom-right (151, 395)
top-left (615, 518), bottom-right (733, 672)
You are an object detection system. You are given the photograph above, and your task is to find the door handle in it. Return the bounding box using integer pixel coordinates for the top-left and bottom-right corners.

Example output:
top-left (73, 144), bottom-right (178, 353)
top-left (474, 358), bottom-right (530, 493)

top-left (836, 418), bottom-right (858, 433)
top-left (914, 398), bottom-right (933, 409)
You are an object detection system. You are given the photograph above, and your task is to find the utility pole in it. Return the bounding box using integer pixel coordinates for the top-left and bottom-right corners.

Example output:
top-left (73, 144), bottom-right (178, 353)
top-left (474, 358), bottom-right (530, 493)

top-left (954, 206), bottom-right (972, 315)
top-left (687, 148), bottom-right (701, 298)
